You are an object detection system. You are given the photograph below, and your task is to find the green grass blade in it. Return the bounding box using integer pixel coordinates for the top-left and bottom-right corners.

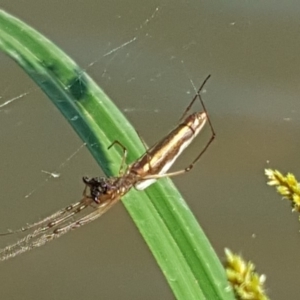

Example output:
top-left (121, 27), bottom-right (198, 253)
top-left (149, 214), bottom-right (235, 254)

top-left (0, 10), bottom-right (235, 300)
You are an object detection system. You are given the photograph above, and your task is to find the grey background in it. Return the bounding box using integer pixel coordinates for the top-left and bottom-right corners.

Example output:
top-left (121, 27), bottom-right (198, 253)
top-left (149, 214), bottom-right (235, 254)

top-left (0, 1), bottom-right (300, 299)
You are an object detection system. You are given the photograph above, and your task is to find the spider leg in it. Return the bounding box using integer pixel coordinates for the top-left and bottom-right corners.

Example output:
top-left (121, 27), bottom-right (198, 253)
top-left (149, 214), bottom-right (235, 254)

top-left (0, 199), bottom-right (85, 236)
top-left (0, 197), bottom-right (120, 261)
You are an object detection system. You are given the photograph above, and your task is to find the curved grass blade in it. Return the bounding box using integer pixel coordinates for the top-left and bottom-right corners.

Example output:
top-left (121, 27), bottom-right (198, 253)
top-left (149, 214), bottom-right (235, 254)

top-left (0, 10), bottom-right (234, 300)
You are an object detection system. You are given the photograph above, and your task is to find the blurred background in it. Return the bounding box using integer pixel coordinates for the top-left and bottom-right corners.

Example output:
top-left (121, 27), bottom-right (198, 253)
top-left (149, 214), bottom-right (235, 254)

top-left (0, 1), bottom-right (300, 299)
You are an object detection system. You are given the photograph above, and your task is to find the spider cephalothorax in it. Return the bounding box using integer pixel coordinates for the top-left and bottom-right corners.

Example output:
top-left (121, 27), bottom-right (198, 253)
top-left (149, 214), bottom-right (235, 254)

top-left (82, 176), bottom-right (117, 204)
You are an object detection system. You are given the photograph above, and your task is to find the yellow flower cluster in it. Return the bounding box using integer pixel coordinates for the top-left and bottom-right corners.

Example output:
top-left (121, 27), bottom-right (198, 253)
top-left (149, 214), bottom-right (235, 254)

top-left (225, 248), bottom-right (269, 300)
top-left (265, 169), bottom-right (300, 212)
